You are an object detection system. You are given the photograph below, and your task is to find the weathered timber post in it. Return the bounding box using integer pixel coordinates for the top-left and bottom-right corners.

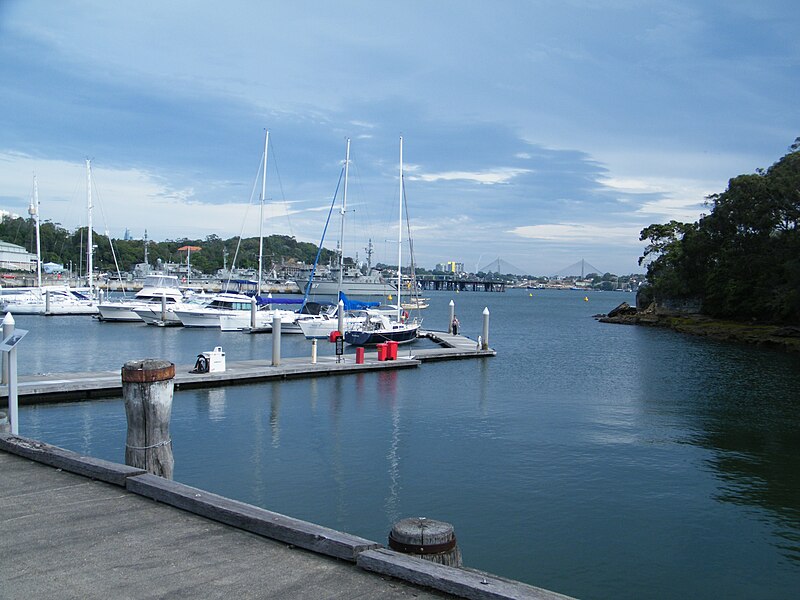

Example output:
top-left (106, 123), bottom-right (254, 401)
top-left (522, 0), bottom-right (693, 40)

top-left (122, 359), bottom-right (175, 479)
top-left (272, 316), bottom-right (281, 366)
top-left (389, 517), bottom-right (462, 567)
top-left (482, 307), bottom-right (490, 350)
top-left (45, 289), bottom-right (51, 315)
top-left (448, 299), bottom-right (455, 334)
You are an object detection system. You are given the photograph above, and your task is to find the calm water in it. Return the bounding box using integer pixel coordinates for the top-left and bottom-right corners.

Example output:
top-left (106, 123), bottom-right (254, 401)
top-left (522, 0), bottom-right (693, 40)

top-left (13, 289), bottom-right (800, 600)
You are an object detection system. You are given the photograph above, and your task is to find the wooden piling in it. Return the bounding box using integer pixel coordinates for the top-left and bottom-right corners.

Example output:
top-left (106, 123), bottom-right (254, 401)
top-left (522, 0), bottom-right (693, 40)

top-left (122, 359), bottom-right (175, 479)
top-left (389, 517), bottom-right (462, 567)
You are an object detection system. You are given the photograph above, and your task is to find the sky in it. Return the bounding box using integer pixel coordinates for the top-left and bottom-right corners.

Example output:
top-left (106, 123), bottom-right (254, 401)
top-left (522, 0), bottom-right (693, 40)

top-left (0, 1), bottom-right (798, 276)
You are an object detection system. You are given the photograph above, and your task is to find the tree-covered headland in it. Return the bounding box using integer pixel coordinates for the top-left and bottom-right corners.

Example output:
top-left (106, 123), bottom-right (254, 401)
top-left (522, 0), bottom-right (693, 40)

top-left (639, 139), bottom-right (800, 324)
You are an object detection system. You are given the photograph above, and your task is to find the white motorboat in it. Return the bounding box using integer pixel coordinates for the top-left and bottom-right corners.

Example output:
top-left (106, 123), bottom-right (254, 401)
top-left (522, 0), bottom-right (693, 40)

top-left (173, 291), bottom-right (256, 327)
top-left (97, 275), bottom-right (184, 322)
top-left (133, 292), bottom-right (211, 326)
top-left (0, 286), bottom-right (99, 315)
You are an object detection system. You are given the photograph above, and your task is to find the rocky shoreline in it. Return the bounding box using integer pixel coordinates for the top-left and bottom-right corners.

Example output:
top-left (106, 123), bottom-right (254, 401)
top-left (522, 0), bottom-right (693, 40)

top-left (596, 302), bottom-right (800, 353)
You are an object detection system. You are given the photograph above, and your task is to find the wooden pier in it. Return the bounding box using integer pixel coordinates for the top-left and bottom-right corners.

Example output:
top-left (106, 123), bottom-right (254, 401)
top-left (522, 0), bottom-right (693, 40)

top-left (0, 434), bottom-right (574, 599)
top-left (1, 330), bottom-right (495, 405)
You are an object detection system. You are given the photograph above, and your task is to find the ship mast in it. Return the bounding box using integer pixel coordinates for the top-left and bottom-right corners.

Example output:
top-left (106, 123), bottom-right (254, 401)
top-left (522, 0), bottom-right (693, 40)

top-left (29, 175), bottom-right (42, 288)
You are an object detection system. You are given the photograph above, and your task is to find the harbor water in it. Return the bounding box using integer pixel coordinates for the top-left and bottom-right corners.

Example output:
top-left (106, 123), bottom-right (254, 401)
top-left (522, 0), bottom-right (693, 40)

top-left (11, 289), bottom-right (800, 600)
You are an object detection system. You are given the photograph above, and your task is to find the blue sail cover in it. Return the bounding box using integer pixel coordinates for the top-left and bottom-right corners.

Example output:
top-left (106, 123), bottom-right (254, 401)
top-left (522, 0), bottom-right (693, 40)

top-left (256, 296), bottom-right (305, 306)
top-left (339, 291), bottom-right (380, 310)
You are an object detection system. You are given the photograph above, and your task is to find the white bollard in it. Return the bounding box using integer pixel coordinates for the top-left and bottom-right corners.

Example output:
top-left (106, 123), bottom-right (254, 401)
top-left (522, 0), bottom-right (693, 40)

top-left (337, 300), bottom-right (345, 335)
top-left (161, 294), bottom-right (167, 322)
top-left (8, 341), bottom-right (19, 434)
top-left (272, 316), bottom-right (281, 366)
top-left (482, 307), bottom-right (490, 350)
top-left (448, 299), bottom-right (455, 334)
top-left (2, 312), bottom-right (13, 384)
top-left (250, 297), bottom-right (257, 329)
top-left (311, 338), bottom-right (317, 364)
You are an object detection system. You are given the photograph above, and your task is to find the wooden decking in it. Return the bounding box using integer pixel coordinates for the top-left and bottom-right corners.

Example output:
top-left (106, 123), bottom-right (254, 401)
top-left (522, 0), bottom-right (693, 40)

top-left (0, 331), bottom-right (495, 405)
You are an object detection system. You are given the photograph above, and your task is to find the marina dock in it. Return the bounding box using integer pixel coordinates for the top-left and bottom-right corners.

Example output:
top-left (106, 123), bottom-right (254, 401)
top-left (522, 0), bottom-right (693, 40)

top-left (1, 330), bottom-right (495, 404)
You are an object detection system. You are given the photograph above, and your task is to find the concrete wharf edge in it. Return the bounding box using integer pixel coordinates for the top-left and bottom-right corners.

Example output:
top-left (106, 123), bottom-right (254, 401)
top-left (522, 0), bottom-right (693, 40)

top-left (0, 330), bottom-right (496, 405)
top-left (0, 433), bottom-right (575, 600)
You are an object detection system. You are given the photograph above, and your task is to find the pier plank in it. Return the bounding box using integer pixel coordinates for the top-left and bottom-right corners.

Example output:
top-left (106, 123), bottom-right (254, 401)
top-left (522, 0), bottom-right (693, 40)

top-left (358, 548), bottom-right (575, 600)
top-left (126, 472), bottom-right (381, 561)
top-left (0, 433), bottom-right (145, 485)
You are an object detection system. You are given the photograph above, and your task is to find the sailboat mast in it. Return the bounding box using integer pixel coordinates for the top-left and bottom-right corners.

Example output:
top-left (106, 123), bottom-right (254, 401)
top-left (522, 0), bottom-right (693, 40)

top-left (338, 138), bottom-right (350, 296)
top-left (29, 175), bottom-right (42, 288)
top-left (397, 136), bottom-right (403, 320)
top-left (258, 129), bottom-right (269, 295)
top-left (86, 159), bottom-right (93, 294)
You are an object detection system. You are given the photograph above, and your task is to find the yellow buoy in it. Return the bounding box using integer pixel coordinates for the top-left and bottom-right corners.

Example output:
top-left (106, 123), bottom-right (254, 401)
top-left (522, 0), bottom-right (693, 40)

top-left (387, 294), bottom-right (393, 301)
top-left (529, 293), bottom-right (533, 297)
top-left (584, 296), bottom-right (589, 302)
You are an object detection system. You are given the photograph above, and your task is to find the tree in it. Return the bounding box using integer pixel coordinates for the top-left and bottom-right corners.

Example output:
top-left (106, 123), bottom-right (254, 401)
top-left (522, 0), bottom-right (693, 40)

top-left (639, 140), bottom-right (800, 323)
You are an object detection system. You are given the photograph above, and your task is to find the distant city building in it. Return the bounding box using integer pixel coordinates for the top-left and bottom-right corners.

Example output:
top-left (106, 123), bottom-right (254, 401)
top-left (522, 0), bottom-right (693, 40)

top-left (435, 261), bottom-right (464, 273)
top-left (0, 240), bottom-right (36, 271)
top-left (124, 228), bottom-right (132, 241)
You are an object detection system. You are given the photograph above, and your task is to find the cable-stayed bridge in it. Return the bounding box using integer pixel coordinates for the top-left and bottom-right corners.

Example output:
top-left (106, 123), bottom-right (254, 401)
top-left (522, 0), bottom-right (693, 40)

top-left (554, 259), bottom-right (605, 278)
top-left (478, 257), bottom-right (526, 275)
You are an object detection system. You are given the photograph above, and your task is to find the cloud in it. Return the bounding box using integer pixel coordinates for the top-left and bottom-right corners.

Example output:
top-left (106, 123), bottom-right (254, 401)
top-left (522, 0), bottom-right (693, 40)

top-left (509, 222), bottom-right (643, 245)
top-left (410, 168), bottom-right (532, 185)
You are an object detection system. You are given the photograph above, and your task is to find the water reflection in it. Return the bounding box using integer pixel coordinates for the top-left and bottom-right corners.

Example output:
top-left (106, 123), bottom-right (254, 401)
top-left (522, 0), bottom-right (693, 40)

top-left (638, 332), bottom-right (800, 562)
top-left (206, 388), bottom-right (227, 421)
top-left (270, 385), bottom-right (281, 448)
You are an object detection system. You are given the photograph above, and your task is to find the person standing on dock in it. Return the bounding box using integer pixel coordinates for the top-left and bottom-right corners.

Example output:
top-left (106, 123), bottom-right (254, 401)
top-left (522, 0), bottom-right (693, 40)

top-left (452, 315), bottom-right (460, 335)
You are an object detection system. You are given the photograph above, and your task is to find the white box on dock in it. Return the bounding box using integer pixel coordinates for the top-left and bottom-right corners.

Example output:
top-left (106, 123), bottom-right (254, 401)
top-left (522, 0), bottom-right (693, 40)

top-left (203, 346), bottom-right (226, 372)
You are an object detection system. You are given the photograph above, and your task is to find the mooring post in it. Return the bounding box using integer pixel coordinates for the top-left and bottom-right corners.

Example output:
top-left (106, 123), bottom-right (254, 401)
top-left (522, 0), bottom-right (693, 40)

top-left (272, 316), bottom-right (281, 366)
top-left (45, 289), bottom-right (51, 315)
top-left (389, 517), bottom-right (462, 567)
top-left (311, 338), bottom-right (317, 364)
top-left (482, 307), bottom-right (490, 350)
top-left (2, 312), bottom-right (13, 384)
top-left (337, 299), bottom-right (345, 335)
top-left (448, 299), bottom-right (455, 334)
top-left (250, 296), bottom-right (257, 329)
top-left (160, 294), bottom-right (167, 322)
top-left (122, 359), bottom-right (175, 479)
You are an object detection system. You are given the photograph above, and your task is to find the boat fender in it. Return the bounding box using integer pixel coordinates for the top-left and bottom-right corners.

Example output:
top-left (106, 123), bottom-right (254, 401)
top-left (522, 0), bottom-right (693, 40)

top-left (402, 310), bottom-right (409, 321)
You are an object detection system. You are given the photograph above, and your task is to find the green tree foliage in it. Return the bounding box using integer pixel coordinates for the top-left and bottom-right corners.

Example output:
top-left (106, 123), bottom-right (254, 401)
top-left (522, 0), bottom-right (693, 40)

top-left (0, 214), bottom-right (336, 276)
top-left (639, 140), bottom-right (800, 323)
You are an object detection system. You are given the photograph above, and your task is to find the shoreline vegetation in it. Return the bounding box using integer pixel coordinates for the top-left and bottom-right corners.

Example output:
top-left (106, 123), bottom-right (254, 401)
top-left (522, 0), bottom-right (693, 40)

top-left (597, 302), bottom-right (800, 353)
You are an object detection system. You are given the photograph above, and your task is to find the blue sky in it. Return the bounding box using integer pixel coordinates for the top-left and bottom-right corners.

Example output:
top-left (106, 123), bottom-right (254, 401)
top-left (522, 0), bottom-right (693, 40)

top-left (1, 1), bottom-right (797, 276)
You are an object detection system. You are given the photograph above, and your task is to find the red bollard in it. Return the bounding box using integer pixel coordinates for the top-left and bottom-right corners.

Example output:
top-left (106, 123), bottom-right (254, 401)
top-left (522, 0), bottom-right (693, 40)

top-left (377, 343), bottom-right (388, 361)
top-left (387, 340), bottom-right (398, 360)
top-left (355, 347), bottom-right (365, 364)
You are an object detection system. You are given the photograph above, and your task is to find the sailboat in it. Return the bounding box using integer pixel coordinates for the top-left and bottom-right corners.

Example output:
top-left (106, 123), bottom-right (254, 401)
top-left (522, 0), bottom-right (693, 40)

top-left (0, 168), bottom-right (98, 315)
top-left (344, 137), bottom-right (421, 346)
top-left (172, 131), bottom-right (300, 330)
top-left (297, 138), bottom-right (380, 339)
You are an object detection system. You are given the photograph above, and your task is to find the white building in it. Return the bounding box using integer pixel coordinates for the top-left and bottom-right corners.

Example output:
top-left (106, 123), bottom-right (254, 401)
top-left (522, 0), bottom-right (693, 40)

top-left (0, 240), bottom-right (36, 271)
